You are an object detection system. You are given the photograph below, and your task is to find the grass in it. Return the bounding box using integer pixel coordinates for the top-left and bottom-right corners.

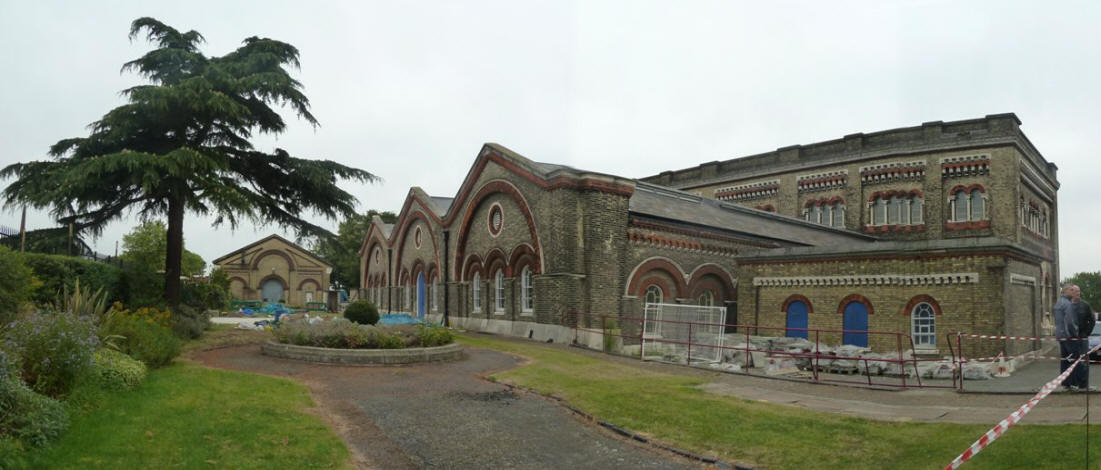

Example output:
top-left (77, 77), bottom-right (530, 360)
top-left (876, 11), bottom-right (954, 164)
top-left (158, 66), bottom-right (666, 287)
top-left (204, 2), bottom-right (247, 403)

top-left (181, 323), bottom-right (270, 355)
top-left (459, 333), bottom-right (1101, 470)
top-left (12, 327), bottom-right (351, 470)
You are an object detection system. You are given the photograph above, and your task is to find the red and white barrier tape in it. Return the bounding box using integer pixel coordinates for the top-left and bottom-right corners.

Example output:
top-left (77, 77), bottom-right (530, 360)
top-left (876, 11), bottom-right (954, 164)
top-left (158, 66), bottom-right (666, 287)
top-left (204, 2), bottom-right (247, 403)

top-left (961, 333), bottom-right (1088, 342)
top-left (944, 343), bottom-right (1101, 469)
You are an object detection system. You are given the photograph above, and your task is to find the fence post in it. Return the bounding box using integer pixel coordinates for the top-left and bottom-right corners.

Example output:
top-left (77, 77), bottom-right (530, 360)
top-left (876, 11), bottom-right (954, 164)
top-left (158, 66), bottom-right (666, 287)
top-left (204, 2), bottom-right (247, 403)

top-left (897, 333), bottom-right (906, 388)
top-left (687, 322), bottom-right (693, 366)
top-left (957, 332), bottom-right (965, 392)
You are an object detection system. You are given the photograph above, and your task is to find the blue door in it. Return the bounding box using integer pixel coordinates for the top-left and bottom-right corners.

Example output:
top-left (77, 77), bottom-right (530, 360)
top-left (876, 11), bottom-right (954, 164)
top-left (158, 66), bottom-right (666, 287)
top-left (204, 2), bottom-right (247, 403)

top-left (416, 273), bottom-right (426, 319)
top-left (261, 279), bottom-right (284, 304)
top-left (842, 301), bottom-right (869, 347)
top-left (785, 301), bottom-right (808, 339)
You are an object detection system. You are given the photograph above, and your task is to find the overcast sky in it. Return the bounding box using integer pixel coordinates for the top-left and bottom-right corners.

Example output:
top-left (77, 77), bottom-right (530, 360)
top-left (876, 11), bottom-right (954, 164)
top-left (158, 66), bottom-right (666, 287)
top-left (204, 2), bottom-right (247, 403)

top-left (2, 1), bottom-right (1099, 279)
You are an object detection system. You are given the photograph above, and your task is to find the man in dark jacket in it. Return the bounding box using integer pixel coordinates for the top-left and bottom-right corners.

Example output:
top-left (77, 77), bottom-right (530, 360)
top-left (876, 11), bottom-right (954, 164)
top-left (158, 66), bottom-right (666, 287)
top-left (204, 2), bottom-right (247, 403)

top-left (1077, 298), bottom-right (1096, 390)
top-left (1055, 284), bottom-right (1087, 391)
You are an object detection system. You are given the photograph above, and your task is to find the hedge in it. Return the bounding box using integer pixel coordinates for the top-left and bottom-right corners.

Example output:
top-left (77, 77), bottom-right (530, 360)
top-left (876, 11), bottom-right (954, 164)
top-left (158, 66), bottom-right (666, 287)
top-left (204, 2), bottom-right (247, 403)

top-left (18, 253), bottom-right (121, 305)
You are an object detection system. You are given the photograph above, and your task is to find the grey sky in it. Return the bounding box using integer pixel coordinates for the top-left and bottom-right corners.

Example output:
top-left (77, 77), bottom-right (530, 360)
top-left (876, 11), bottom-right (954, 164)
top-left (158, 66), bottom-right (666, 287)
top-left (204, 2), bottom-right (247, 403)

top-left (2, 1), bottom-right (1099, 279)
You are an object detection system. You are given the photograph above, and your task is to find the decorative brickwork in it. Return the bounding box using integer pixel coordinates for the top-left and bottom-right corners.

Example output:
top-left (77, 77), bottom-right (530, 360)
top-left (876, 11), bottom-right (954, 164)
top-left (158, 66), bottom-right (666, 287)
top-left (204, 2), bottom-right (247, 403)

top-left (860, 160), bottom-right (926, 185)
top-left (714, 180), bottom-right (779, 201)
top-left (941, 154), bottom-right (991, 178)
top-left (797, 170), bottom-right (848, 192)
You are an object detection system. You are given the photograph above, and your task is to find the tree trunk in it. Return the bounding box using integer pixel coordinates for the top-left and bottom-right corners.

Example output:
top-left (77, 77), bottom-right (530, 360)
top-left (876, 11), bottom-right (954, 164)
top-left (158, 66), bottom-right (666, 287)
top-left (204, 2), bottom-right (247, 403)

top-left (164, 195), bottom-right (185, 307)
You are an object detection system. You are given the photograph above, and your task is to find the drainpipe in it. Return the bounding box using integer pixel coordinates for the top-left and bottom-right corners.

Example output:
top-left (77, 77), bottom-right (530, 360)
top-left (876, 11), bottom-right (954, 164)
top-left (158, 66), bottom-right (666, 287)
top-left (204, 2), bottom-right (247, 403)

top-left (387, 247), bottom-right (393, 314)
top-left (753, 284), bottom-right (761, 336)
top-left (443, 230), bottom-right (451, 327)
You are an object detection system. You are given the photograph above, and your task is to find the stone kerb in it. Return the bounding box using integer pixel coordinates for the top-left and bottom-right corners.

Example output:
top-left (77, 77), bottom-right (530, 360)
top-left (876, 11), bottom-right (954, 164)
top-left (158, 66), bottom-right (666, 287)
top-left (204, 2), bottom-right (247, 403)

top-left (261, 340), bottom-right (464, 365)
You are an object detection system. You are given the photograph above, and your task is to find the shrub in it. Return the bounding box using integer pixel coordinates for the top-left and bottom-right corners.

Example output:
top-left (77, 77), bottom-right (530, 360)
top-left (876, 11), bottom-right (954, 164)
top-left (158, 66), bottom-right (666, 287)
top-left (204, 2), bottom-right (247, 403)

top-left (2, 312), bottom-right (99, 397)
top-left (170, 304), bottom-right (210, 339)
top-left (53, 278), bottom-right (110, 320)
top-left (181, 282), bottom-right (229, 312)
top-left (417, 323), bottom-right (455, 347)
top-left (116, 264), bottom-right (164, 308)
top-left (89, 349), bottom-right (147, 391)
top-left (0, 247), bottom-right (36, 326)
top-left (376, 332), bottom-right (406, 349)
top-left (274, 318), bottom-right (380, 349)
top-left (0, 377), bottom-right (69, 449)
top-left (19, 252), bottom-right (120, 305)
top-left (343, 301), bottom-right (379, 325)
top-left (99, 306), bottom-right (180, 367)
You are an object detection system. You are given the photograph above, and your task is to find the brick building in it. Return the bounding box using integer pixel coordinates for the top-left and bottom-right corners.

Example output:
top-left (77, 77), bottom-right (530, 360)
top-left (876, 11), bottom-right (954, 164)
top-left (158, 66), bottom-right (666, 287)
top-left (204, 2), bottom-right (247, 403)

top-left (214, 234), bottom-right (332, 306)
top-left (359, 114), bottom-right (1058, 357)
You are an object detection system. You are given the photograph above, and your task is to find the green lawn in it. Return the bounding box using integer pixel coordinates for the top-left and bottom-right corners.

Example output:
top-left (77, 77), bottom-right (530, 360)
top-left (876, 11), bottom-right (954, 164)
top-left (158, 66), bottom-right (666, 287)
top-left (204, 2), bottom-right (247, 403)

top-left (459, 334), bottom-right (1101, 470)
top-left (19, 363), bottom-right (351, 470)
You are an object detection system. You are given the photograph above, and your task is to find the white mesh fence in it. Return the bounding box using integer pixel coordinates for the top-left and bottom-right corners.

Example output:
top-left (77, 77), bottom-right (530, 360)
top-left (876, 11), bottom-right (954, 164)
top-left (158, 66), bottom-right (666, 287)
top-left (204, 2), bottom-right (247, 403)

top-left (642, 302), bottom-right (727, 364)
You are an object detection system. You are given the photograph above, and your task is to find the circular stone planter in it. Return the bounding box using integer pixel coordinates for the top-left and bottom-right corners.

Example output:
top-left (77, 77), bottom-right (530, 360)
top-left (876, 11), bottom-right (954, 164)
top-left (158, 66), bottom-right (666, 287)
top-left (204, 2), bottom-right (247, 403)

top-left (261, 340), bottom-right (464, 365)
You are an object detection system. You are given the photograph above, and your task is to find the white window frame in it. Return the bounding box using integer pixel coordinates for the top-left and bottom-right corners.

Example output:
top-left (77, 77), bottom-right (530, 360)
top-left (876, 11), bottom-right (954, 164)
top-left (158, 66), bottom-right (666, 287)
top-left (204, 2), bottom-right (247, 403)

top-left (521, 266), bottom-right (534, 313)
top-left (697, 290), bottom-right (714, 307)
top-left (644, 285), bottom-right (663, 305)
top-left (494, 270), bottom-right (505, 313)
top-left (432, 278), bottom-right (439, 312)
top-left (911, 302), bottom-right (936, 349)
top-left (472, 272), bottom-right (482, 312)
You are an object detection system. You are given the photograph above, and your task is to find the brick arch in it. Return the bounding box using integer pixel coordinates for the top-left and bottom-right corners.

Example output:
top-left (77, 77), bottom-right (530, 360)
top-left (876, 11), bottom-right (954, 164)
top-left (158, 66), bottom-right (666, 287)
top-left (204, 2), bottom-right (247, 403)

top-left (781, 294), bottom-right (814, 314)
top-left (426, 263), bottom-right (439, 283)
top-left (948, 183), bottom-right (987, 194)
top-left (363, 238), bottom-right (386, 288)
top-left (509, 244), bottom-right (540, 275)
top-left (228, 276), bottom-right (248, 287)
top-left (625, 257), bottom-right (688, 298)
top-left (297, 279), bottom-right (321, 291)
top-left (393, 210), bottom-right (441, 282)
top-left (638, 277), bottom-right (673, 303)
top-left (837, 294), bottom-right (874, 316)
top-left (484, 248), bottom-right (509, 277)
top-left (902, 294), bottom-right (942, 316)
top-left (410, 259), bottom-right (427, 284)
top-left (258, 274), bottom-right (287, 293)
top-left (687, 264), bottom-right (736, 302)
top-left (462, 254), bottom-right (485, 282)
top-left (250, 249), bottom-right (295, 271)
top-left (454, 180), bottom-right (542, 281)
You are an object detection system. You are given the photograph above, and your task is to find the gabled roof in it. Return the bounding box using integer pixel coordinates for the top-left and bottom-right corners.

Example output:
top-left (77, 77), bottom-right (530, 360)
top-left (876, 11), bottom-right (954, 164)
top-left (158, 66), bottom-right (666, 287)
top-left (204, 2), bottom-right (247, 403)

top-left (212, 233), bottom-right (332, 268)
top-left (429, 197), bottom-right (454, 217)
top-left (628, 181), bottom-right (875, 247)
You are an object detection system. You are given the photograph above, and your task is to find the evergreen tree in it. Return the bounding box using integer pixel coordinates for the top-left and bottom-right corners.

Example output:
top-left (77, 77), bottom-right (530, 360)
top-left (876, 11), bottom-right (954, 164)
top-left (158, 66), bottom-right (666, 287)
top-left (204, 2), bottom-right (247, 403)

top-left (1, 18), bottom-right (376, 305)
top-left (311, 210), bottom-right (396, 289)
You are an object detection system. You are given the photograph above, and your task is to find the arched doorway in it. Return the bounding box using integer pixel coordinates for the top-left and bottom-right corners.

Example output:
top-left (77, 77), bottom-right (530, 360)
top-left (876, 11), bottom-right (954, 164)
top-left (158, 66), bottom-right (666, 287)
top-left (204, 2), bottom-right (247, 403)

top-left (416, 272), bottom-right (426, 319)
top-left (261, 278), bottom-right (285, 303)
top-left (842, 301), bottom-right (869, 347)
top-left (786, 300), bottom-right (809, 339)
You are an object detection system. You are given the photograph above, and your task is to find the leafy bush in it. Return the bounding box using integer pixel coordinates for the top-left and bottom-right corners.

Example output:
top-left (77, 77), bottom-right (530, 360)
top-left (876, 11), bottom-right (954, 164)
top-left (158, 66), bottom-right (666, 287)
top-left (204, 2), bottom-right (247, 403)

top-left (274, 318), bottom-right (380, 349)
top-left (273, 319), bottom-right (453, 350)
top-left (0, 348), bottom-right (18, 381)
top-left (0, 247), bottom-right (36, 326)
top-left (170, 304), bottom-right (210, 340)
top-left (19, 252), bottom-right (120, 305)
top-left (417, 323), bottom-right (455, 347)
top-left (181, 282), bottom-right (229, 312)
top-left (0, 376), bottom-right (69, 448)
top-left (99, 306), bottom-right (180, 367)
top-left (116, 265), bottom-right (164, 308)
top-left (89, 349), bottom-right (146, 391)
top-left (343, 301), bottom-right (379, 325)
top-left (2, 312), bottom-right (98, 397)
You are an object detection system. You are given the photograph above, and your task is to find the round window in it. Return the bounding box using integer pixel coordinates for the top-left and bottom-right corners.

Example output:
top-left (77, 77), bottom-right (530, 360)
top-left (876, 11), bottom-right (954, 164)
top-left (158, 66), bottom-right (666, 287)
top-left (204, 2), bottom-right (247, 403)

top-left (488, 205), bottom-right (503, 236)
top-left (373, 247), bottom-right (380, 265)
top-left (414, 227), bottom-right (422, 248)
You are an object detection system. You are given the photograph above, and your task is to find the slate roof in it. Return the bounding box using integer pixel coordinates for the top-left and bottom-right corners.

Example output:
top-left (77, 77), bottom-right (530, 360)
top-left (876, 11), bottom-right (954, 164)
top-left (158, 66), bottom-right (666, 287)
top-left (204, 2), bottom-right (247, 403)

top-left (380, 224), bottom-right (395, 238)
top-left (628, 181), bottom-right (875, 247)
top-left (429, 197), bottom-right (454, 217)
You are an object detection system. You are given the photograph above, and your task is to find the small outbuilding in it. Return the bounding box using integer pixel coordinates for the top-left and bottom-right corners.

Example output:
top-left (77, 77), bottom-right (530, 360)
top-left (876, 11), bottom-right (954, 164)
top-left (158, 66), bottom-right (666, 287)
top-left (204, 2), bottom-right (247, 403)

top-left (213, 234), bottom-right (332, 306)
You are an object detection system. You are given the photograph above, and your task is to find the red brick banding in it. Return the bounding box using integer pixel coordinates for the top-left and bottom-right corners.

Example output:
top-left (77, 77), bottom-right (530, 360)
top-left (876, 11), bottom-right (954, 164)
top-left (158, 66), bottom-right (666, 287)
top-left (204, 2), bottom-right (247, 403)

top-left (781, 294), bottom-right (814, 314)
top-left (902, 295), bottom-right (942, 316)
top-left (626, 258), bottom-right (688, 297)
top-left (837, 294), bottom-right (874, 316)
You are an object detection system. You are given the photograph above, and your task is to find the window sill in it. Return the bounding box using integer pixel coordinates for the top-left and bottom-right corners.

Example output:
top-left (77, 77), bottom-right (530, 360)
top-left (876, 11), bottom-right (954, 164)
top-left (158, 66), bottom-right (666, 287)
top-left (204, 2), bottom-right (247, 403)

top-left (493, 310), bottom-right (506, 316)
top-left (519, 311), bottom-right (534, 317)
top-left (945, 220), bottom-right (990, 231)
top-left (863, 224), bottom-right (925, 234)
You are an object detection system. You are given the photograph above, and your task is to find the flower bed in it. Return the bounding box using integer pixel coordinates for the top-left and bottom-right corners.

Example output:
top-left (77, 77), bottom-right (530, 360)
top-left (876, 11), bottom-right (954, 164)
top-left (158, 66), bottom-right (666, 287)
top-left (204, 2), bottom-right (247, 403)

top-left (263, 318), bottom-right (462, 364)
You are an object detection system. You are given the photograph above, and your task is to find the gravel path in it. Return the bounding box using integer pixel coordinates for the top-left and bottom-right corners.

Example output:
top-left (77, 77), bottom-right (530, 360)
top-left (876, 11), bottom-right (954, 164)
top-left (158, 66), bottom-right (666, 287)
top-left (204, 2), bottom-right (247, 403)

top-left (192, 345), bottom-right (696, 470)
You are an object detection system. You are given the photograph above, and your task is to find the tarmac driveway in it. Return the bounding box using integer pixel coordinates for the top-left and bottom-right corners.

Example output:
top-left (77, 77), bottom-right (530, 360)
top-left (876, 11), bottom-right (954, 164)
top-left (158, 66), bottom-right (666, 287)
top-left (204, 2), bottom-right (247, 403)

top-left (192, 344), bottom-right (695, 470)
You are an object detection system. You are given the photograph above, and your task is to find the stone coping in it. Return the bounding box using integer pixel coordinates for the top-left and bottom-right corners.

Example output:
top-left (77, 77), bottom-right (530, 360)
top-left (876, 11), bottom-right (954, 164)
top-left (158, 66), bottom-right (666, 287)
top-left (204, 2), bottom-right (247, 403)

top-left (261, 340), bottom-right (463, 365)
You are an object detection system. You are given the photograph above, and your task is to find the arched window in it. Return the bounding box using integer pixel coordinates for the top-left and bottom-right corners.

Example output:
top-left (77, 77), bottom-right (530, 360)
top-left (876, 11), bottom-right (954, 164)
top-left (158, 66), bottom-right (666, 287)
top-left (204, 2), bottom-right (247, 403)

top-left (697, 290), bottom-right (714, 307)
top-left (431, 278), bottom-right (439, 312)
top-left (804, 199), bottom-right (846, 228)
top-left (494, 270), bottom-right (505, 312)
top-left (909, 197), bottom-right (923, 224)
top-left (521, 266), bottom-right (534, 312)
top-left (472, 272), bottom-right (482, 312)
top-left (644, 285), bottom-right (663, 305)
top-left (912, 302), bottom-right (936, 348)
top-left (875, 198), bottom-right (887, 225)
top-left (970, 189), bottom-right (985, 221)
top-left (888, 196), bottom-right (901, 225)
top-left (833, 202), bottom-right (845, 227)
top-left (950, 188), bottom-right (989, 222)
